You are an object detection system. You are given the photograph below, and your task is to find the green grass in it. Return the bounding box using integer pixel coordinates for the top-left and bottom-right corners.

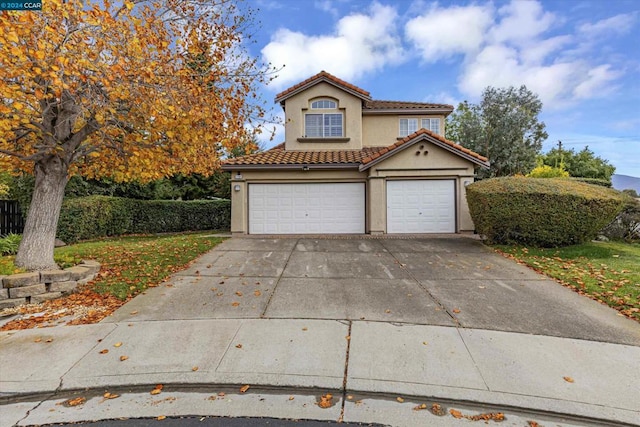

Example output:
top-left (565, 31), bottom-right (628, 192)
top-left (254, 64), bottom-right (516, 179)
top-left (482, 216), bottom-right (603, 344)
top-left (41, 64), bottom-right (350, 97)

top-left (0, 232), bottom-right (226, 299)
top-left (495, 241), bottom-right (640, 321)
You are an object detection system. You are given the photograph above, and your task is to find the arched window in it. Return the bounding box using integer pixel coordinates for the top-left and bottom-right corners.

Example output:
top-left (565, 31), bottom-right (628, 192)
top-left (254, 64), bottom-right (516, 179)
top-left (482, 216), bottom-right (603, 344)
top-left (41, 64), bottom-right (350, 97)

top-left (311, 99), bottom-right (337, 109)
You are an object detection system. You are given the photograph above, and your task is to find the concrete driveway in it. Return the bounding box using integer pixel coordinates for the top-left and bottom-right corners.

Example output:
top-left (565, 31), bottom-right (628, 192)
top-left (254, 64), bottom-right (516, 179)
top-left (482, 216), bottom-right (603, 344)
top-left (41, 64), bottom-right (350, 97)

top-left (107, 236), bottom-right (640, 346)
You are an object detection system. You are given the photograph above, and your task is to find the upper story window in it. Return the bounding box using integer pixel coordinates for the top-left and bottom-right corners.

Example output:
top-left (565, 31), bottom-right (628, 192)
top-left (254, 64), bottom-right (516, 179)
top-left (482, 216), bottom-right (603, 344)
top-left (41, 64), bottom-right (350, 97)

top-left (399, 118), bottom-right (441, 137)
top-left (305, 98), bottom-right (343, 138)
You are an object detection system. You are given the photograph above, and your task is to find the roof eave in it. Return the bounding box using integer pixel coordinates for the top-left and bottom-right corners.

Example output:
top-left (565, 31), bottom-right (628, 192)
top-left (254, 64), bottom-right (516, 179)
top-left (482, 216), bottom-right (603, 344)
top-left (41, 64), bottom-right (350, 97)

top-left (275, 77), bottom-right (372, 105)
top-left (359, 134), bottom-right (489, 171)
top-left (222, 163), bottom-right (361, 171)
top-left (362, 108), bottom-right (454, 116)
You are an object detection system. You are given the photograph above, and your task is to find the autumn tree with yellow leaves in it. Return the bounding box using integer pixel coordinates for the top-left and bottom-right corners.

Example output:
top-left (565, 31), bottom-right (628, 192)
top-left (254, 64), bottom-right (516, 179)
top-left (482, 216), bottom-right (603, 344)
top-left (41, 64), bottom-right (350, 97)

top-left (0, 0), bottom-right (272, 270)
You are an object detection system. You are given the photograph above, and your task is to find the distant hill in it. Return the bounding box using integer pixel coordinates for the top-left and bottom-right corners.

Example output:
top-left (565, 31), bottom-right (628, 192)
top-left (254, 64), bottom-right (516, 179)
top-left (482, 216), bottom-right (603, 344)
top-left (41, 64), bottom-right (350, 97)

top-left (612, 174), bottom-right (640, 193)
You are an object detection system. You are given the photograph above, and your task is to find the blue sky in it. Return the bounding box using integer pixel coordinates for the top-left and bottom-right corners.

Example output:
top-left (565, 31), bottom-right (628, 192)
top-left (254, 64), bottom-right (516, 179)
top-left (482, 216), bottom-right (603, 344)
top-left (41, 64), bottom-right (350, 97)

top-left (244, 0), bottom-right (639, 177)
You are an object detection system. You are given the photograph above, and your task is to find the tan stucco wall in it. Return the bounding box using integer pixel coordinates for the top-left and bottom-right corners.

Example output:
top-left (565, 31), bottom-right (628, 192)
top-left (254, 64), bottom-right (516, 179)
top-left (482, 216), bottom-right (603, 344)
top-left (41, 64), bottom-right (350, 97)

top-left (362, 114), bottom-right (447, 147)
top-left (283, 82), bottom-right (363, 150)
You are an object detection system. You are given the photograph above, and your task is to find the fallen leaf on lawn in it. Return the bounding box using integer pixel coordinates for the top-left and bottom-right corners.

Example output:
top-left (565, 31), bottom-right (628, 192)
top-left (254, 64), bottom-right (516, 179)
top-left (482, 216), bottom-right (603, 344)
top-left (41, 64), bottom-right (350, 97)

top-left (235, 344), bottom-right (243, 348)
top-left (450, 409), bottom-right (463, 419)
top-left (99, 349), bottom-right (109, 354)
top-left (254, 290), bottom-right (261, 297)
top-left (318, 393), bottom-right (333, 408)
top-left (120, 355), bottom-right (129, 361)
top-left (431, 403), bottom-right (446, 416)
top-left (413, 403), bottom-right (427, 411)
top-left (157, 415), bottom-right (166, 420)
top-left (235, 291), bottom-right (243, 297)
top-left (452, 309), bottom-right (461, 314)
top-left (192, 366), bottom-right (199, 371)
top-left (563, 376), bottom-right (574, 383)
top-left (231, 302), bottom-right (240, 307)
top-left (103, 392), bottom-right (119, 399)
top-left (114, 342), bottom-right (123, 347)
top-left (63, 397), bottom-right (86, 407)
top-left (240, 384), bottom-right (250, 393)
top-left (396, 397), bottom-right (404, 403)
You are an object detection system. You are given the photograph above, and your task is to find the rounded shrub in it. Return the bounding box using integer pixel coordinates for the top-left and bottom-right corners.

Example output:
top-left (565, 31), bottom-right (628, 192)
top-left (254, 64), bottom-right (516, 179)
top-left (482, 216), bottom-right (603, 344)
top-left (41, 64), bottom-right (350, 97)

top-left (467, 177), bottom-right (625, 247)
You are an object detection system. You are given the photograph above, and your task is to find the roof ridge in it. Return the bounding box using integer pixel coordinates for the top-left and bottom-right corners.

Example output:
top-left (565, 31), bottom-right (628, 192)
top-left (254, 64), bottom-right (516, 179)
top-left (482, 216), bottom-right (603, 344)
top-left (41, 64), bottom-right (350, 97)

top-left (275, 71), bottom-right (370, 102)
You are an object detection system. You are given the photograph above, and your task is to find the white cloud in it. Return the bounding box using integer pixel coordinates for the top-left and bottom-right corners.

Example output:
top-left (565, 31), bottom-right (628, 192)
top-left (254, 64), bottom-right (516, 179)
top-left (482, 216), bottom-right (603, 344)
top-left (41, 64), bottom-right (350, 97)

top-left (488, 0), bottom-right (555, 45)
top-left (314, 0), bottom-right (339, 17)
top-left (405, 4), bottom-right (493, 61)
top-left (572, 65), bottom-right (620, 99)
top-left (405, 0), bottom-right (629, 107)
top-left (579, 13), bottom-right (637, 37)
top-left (262, 2), bottom-right (404, 90)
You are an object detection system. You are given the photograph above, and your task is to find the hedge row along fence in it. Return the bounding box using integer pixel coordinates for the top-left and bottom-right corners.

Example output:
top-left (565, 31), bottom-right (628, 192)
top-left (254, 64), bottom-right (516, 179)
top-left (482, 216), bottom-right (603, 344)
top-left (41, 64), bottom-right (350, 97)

top-left (57, 196), bottom-right (230, 243)
top-left (467, 177), bottom-right (625, 247)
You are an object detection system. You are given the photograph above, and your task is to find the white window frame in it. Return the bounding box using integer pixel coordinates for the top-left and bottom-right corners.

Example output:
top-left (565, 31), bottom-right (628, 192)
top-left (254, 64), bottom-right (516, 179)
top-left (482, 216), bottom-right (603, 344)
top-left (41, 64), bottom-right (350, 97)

top-left (399, 118), bottom-right (418, 137)
top-left (400, 118), bottom-right (442, 137)
top-left (421, 118), bottom-right (441, 135)
top-left (305, 98), bottom-right (343, 138)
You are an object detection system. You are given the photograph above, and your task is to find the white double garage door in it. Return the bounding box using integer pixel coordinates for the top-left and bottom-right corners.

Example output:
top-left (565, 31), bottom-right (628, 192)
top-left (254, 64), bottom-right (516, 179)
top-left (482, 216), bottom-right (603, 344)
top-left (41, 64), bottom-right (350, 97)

top-left (248, 180), bottom-right (456, 234)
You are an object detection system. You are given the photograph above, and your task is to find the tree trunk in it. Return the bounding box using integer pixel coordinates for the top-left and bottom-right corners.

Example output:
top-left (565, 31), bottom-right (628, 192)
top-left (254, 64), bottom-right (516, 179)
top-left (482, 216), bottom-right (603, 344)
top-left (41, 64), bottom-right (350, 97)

top-left (14, 156), bottom-right (69, 271)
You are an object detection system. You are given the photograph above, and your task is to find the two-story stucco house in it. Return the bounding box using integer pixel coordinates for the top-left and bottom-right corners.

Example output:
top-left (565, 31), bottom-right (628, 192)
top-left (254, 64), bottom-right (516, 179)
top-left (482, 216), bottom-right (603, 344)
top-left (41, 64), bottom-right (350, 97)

top-left (222, 71), bottom-right (489, 235)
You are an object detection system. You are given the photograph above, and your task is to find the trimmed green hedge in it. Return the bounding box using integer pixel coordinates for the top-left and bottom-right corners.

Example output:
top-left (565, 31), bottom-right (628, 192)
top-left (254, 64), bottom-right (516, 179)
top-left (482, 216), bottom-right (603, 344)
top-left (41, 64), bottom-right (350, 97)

top-left (57, 196), bottom-right (230, 243)
top-left (570, 177), bottom-right (611, 187)
top-left (467, 177), bottom-right (625, 247)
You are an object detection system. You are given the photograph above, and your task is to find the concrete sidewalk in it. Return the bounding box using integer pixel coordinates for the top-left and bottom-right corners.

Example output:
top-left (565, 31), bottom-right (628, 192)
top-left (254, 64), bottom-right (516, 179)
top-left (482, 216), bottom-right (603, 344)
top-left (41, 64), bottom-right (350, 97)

top-left (1, 318), bottom-right (639, 426)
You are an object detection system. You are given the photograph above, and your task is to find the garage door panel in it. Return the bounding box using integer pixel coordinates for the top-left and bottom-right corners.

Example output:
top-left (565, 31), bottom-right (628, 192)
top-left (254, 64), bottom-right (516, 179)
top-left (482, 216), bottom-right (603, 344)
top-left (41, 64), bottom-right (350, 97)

top-left (249, 183), bottom-right (364, 234)
top-left (387, 180), bottom-right (455, 233)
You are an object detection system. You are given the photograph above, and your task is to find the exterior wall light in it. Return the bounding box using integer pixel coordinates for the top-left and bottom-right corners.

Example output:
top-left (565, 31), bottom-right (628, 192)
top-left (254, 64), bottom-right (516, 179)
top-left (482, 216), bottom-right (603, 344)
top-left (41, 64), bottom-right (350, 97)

top-left (234, 184), bottom-right (241, 192)
top-left (235, 173), bottom-right (242, 179)
top-left (302, 166), bottom-right (310, 171)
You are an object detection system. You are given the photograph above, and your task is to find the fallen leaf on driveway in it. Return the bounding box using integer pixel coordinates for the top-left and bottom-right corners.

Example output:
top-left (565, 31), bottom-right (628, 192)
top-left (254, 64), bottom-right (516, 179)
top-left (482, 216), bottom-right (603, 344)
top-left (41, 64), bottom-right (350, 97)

top-left (157, 415), bottom-right (166, 420)
top-left (45, 338), bottom-right (53, 343)
top-left (150, 388), bottom-right (162, 395)
top-left (34, 338), bottom-right (42, 343)
top-left (396, 397), bottom-right (404, 403)
top-left (235, 291), bottom-right (243, 297)
top-left (114, 342), bottom-right (122, 347)
top-left (240, 384), bottom-right (250, 393)
top-left (452, 309), bottom-right (461, 314)
top-left (385, 309), bottom-right (391, 313)
top-left (235, 344), bottom-right (242, 348)
top-left (120, 355), bottom-right (128, 361)
top-left (103, 392), bottom-right (119, 399)
top-left (192, 366), bottom-right (199, 371)
top-left (413, 403), bottom-right (427, 411)
top-left (231, 302), bottom-right (240, 307)
top-left (63, 397), bottom-right (86, 407)
top-left (431, 403), bottom-right (446, 416)
top-left (318, 393), bottom-right (333, 408)
top-left (563, 376), bottom-right (574, 383)
top-left (450, 409), bottom-right (463, 419)
top-left (254, 290), bottom-right (261, 297)
top-left (99, 349), bottom-right (109, 354)
top-left (528, 421), bottom-right (540, 427)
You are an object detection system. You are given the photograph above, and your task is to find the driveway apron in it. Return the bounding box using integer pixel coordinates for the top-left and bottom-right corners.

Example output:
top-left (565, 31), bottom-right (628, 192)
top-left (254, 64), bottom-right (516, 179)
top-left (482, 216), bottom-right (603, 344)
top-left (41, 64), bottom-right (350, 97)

top-left (105, 236), bottom-right (640, 346)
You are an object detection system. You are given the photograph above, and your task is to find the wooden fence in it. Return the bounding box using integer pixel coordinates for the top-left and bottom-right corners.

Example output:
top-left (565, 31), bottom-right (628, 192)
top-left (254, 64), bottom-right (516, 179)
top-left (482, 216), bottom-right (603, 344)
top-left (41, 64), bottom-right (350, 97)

top-left (0, 200), bottom-right (25, 235)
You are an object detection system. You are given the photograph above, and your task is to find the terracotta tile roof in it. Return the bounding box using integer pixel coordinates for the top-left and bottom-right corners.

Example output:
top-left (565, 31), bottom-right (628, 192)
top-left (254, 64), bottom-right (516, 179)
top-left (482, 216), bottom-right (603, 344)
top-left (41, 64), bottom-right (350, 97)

top-left (275, 71), bottom-right (371, 103)
top-left (222, 146), bottom-right (387, 167)
top-left (364, 100), bottom-right (453, 111)
top-left (361, 129), bottom-right (488, 166)
top-left (269, 142), bottom-right (285, 151)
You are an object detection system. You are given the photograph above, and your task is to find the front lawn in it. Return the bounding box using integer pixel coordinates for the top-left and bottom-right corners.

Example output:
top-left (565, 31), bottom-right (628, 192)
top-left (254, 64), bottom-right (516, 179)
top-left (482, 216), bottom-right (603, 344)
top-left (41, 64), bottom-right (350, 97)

top-left (1, 232), bottom-right (226, 329)
top-left (495, 241), bottom-right (639, 322)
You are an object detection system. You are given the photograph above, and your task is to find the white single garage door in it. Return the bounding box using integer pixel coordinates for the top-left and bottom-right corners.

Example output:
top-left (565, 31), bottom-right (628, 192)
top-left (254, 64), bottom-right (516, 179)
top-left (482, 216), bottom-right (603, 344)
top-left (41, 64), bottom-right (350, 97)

top-left (387, 180), bottom-right (455, 233)
top-left (249, 183), bottom-right (365, 234)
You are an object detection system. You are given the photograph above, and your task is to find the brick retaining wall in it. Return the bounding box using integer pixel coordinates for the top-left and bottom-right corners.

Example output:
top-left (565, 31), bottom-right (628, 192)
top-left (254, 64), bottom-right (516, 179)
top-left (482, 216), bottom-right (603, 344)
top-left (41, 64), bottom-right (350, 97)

top-left (0, 260), bottom-right (100, 309)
